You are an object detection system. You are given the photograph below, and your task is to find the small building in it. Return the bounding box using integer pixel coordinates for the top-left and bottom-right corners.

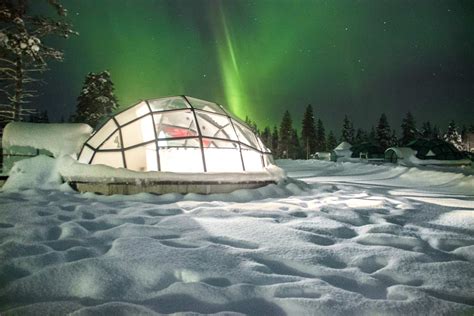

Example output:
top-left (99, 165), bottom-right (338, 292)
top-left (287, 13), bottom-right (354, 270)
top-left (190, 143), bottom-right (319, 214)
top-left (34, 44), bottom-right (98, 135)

top-left (350, 142), bottom-right (385, 162)
top-left (385, 138), bottom-right (471, 166)
top-left (330, 141), bottom-right (352, 162)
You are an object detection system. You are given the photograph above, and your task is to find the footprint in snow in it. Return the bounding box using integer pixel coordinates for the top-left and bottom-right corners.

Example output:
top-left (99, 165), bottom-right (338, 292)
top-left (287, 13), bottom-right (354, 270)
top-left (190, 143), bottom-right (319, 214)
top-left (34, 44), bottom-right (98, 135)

top-left (207, 237), bottom-right (259, 250)
top-left (160, 240), bottom-right (200, 249)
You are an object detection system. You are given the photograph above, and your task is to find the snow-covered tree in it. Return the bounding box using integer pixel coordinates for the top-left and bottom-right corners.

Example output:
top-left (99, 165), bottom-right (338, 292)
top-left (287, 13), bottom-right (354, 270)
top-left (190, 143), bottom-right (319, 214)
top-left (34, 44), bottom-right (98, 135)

top-left (444, 120), bottom-right (464, 151)
top-left (376, 113), bottom-right (391, 149)
top-left (301, 104), bottom-right (316, 159)
top-left (72, 71), bottom-right (119, 127)
top-left (340, 115), bottom-right (354, 143)
top-left (400, 111), bottom-right (416, 145)
top-left (0, 0), bottom-right (76, 126)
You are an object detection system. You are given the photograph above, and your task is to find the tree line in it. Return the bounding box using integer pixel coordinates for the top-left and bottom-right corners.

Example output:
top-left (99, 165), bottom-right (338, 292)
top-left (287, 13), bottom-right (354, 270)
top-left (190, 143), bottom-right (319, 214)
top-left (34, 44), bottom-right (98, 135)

top-left (246, 106), bottom-right (474, 160)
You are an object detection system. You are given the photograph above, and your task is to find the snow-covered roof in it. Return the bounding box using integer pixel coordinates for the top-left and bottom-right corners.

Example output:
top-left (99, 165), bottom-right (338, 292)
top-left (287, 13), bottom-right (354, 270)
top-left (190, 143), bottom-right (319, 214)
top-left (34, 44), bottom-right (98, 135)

top-left (2, 122), bottom-right (93, 157)
top-left (335, 141), bottom-right (352, 150)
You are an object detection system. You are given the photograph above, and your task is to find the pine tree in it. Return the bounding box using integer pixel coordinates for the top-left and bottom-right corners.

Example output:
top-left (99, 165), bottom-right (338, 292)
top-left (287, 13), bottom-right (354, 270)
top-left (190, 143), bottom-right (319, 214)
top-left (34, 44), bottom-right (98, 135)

top-left (444, 120), bottom-right (464, 151)
top-left (301, 104), bottom-right (317, 159)
top-left (73, 71), bottom-right (119, 127)
top-left (354, 128), bottom-right (368, 144)
top-left (400, 112), bottom-right (417, 145)
top-left (315, 118), bottom-right (326, 151)
top-left (0, 0), bottom-right (76, 126)
top-left (390, 130), bottom-right (398, 147)
top-left (245, 116), bottom-right (259, 135)
top-left (340, 115), bottom-right (354, 143)
top-left (421, 121), bottom-right (433, 139)
top-left (279, 110), bottom-right (293, 158)
top-left (368, 126), bottom-right (376, 142)
top-left (260, 126), bottom-right (271, 151)
top-left (376, 113), bottom-right (391, 149)
top-left (290, 128), bottom-right (303, 159)
top-left (271, 126), bottom-right (279, 157)
top-left (326, 130), bottom-right (337, 150)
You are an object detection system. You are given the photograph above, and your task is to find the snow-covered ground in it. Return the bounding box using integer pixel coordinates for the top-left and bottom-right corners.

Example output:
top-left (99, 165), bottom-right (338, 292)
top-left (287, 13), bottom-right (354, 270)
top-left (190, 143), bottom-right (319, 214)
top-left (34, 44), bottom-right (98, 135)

top-left (1, 159), bottom-right (473, 315)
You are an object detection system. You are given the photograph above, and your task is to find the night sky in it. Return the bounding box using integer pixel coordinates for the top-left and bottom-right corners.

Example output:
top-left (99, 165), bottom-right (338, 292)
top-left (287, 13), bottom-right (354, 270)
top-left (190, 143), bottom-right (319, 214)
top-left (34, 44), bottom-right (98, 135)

top-left (38, 0), bottom-right (474, 134)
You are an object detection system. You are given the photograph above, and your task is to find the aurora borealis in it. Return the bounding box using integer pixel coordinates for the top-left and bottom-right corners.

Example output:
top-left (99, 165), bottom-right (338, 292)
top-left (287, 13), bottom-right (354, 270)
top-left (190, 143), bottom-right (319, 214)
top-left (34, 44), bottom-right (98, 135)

top-left (38, 0), bottom-right (474, 133)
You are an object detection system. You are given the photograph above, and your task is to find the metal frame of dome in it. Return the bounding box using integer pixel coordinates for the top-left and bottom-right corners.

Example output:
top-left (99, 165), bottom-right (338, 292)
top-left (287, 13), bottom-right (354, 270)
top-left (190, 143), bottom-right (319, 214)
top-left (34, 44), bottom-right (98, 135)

top-left (77, 95), bottom-right (273, 173)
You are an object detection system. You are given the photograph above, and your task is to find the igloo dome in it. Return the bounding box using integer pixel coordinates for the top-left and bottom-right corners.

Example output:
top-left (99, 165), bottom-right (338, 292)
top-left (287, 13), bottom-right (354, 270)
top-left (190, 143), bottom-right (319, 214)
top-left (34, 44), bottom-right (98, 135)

top-left (78, 96), bottom-right (273, 173)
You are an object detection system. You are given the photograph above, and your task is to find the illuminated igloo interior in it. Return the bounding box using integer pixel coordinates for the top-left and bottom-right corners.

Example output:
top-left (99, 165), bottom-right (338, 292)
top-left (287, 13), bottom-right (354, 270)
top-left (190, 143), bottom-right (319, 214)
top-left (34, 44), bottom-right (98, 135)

top-left (78, 96), bottom-right (273, 173)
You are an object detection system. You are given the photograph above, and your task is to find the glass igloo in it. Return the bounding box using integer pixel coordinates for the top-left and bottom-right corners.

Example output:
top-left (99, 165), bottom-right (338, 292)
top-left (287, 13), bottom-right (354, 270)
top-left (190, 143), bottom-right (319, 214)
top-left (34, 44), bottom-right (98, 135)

top-left (78, 96), bottom-right (273, 173)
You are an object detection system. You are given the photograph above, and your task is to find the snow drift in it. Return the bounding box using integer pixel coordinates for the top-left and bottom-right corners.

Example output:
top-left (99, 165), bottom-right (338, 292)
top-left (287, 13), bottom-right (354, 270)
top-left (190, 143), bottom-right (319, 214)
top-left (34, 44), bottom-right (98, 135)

top-left (2, 122), bottom-right (93, 157)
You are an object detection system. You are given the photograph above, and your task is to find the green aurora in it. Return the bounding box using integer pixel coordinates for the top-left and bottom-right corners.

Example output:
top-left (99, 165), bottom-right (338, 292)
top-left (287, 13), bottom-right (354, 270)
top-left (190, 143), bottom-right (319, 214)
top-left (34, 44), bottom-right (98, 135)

top-left (39, 0), bottom-right (474, 132)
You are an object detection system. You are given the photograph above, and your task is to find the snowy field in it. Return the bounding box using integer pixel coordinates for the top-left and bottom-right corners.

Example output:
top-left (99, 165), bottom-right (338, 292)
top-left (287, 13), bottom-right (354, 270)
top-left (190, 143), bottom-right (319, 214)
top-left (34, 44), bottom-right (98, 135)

top-left (1, 159), bottom-right (473, 315)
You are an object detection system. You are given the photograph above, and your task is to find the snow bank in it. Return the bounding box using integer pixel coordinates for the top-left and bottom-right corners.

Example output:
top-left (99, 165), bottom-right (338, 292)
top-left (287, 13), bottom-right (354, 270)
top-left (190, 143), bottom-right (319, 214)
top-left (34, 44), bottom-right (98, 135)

top-left (278, 159), bottom-right (474, 195)
top-left (1, 155), bottom-right (67, 191)
top-left (0, 159), bottom-right (473, 315)
top-left (2, 122), bottom-right (93, 157)
top-left (1, 155), bottom-right (288, 196)
top-left (59, 156), bottom-right (286, 184)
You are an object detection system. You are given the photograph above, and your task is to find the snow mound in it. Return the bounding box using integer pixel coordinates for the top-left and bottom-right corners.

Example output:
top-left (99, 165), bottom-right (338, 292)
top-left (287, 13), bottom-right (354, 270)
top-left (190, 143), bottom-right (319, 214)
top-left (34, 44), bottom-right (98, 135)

top-left (2, 156), bottom-right (297, 201)
top-left (1, 155), bottom-right (69, 192)
top-left (60, 156), bottom-right (286, 184)
top-left (432, 210), bottom-right (474, 229)
top-left (2, 122), bottom-right (93, 157)
top-left (280, 159), bottom-right (474, 195)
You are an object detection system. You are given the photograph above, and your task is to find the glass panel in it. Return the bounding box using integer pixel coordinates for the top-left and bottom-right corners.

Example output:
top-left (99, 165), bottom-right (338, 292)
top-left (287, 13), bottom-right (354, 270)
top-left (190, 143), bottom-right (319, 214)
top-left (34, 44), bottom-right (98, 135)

top-left (158, 137), bottom-right (200, 148)
top-left (154, 111), bottom-right (197, 139)
top-left (124, 144), bottom-right (158, 172)
top-left (159, 147), bottom-right (204, 172)
top-left (121, 115), bottom-right (155, 148)
top-left (257, 137), bottom-right (270, 153)
top-left (99, 131), bottom-right (122, 150)
top-left (263, 154), bottom-right (274, 166)
top-left (203, 138), bottom-right (239, 149)
top-left (115, 101), bottom-right (149, 126)
top-left (91, 151), bottom-right (123, 169)
top-left (148, 97), bottom-right (189, 112)
top-left (88, 120), bottom-right (117, 149)
top-left (204, 147), bottom-right (243, 172)
top-left (195, 110), bottom-right (238, 141)
top-left (241, 147), bottom-right (264, 171)
top-left (232, 120), bottom-right (260, 150)
top-left (186, 96), bottom-right (227, 115)
top-left (78, 146), bottom-right (94, 164)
